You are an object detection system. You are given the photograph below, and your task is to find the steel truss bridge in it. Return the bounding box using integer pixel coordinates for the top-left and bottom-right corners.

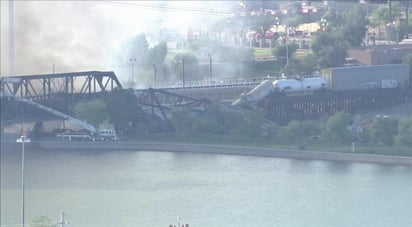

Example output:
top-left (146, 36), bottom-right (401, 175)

top-left (2, 71), bottom-right (412, 127)
top-left (134, 88), bottom-right (212, 130)
top-left (0, 71), bottom-right (215, 126)
top-left (1, 71), bottom-right (122, 100)
top-left (136, 88), bottom-right (212, 117)
top-left (1, 71), bottom-right (123, 124)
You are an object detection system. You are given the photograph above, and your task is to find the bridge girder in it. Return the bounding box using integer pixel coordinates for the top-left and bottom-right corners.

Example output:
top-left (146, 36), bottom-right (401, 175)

top-left (136, 88), bottom-right (212, 120)
top-left (0, 71), bottom-right (122, 101)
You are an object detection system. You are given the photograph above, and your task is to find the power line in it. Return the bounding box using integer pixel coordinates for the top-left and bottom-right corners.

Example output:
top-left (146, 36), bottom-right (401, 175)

top-left (100, 1), bottom-right (232, 16)
top-left (38, 64), bottom-right (130, 71)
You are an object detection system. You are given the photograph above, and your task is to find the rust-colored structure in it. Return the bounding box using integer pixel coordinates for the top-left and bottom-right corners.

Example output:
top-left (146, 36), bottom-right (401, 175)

top-left (348, 44), bottom-right (412, 65)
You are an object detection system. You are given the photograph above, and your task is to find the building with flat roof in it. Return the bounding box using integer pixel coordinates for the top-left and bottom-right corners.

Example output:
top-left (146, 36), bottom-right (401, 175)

top-left (348, 44), bottom-right (412, 65)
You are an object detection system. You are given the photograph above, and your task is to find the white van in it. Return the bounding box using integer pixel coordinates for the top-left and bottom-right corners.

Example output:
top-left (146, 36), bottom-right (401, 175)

top-left (98, 129), bottom-right (118, 141)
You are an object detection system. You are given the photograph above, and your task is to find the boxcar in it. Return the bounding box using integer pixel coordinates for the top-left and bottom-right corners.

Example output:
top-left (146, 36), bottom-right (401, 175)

top-left (321, 64), bottom-right (410, 91)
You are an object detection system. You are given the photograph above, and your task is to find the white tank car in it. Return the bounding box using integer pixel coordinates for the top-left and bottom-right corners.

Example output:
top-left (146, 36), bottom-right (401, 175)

top-left (273, 77), bottom-right (327, 94)
top-left (231, 79), bottom-right (274, 106)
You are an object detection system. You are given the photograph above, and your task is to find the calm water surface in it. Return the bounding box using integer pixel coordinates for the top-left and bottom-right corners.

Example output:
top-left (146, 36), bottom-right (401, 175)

top-left (1, 149), bottom-right (411, 227)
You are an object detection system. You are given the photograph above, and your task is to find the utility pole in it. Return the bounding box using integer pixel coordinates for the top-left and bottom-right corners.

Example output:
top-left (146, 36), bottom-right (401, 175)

top-left (286, 28), bottom-right (289, 67)
top-left (153, 64), bottom-right (157, 83)
top-left (22, 137), bottom-right (25, 227)
top-left (208, 54), bottom-right (212, 82)
top-left (9, 0), bottom-right (15, 76)
top-left (182, 59), bottom-right (185, 88)
top-left (16, 135), bottom-right (30, 227)
top-left (406, 0), bottom-right (409, 39)
top-left (129, 58), bottom-right (136, 81)
top-left (58, 212), bottom-right (68, 227)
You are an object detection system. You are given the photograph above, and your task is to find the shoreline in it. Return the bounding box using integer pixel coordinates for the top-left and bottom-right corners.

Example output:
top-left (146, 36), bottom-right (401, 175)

top-left (3, 140), bottom-right (412, 166)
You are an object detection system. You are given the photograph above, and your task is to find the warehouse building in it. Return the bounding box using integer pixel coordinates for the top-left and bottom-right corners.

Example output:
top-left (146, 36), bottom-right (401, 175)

top-left (347, 44), bottom-right (412, 65)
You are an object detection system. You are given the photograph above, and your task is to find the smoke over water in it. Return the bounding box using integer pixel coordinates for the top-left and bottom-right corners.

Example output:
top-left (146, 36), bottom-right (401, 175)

top-left (0, 1), bottom-right (230, 83)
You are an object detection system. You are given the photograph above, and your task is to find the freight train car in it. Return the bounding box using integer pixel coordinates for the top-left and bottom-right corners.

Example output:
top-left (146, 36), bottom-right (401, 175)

top-left (231, 79), bottom-right (274, 106)
top-left (322, 64), bottom-right (410, 91)
top-left (232, 64), bottom-right (410, 106)
top-left (273, 77), bottom-right (327, 94)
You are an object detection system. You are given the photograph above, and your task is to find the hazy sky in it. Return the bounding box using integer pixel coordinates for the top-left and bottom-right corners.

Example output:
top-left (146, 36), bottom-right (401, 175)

top-left (0, 1), bottom-right (231, 80)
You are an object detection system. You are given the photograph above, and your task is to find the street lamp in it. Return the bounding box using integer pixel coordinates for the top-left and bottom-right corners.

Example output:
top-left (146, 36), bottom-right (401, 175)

top-left (239, 21), bottom-right (244, 46)
top-left (320, 18), bottom-right (327, 31)
top-left (16, 135), bottom-right (31, 227)
top-left (285, 26), bottom-right (289, 67)
top-left (207, 54), bottom-right (212, 82)
top-left (182, 59), bottom-right (185, 88)
top-left (386, 21), bottom-right (399, 43)
top-left (129, 58), bottom-right (136, 80)
top-left (152, 64), bottom-right (157, 84)
top-left (275, 17), bottom-right (279, 33)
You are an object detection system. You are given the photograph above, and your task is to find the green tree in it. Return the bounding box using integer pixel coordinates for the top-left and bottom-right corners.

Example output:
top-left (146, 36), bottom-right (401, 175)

top-left (311, 5), bottom-right (368, 68)
top-left (282, 120), bottom-right (321, 144)
top-left (284, 54), bottom-right (317, 75)
top-left (339, 5), bottom-right (369, 47)
top-left (371, 116), bottom-right (399, 146)
top-left (29, 216), bottom-right (57, 227)
top-left (146, 41), bottom-right (168, 85)
top-left (129, 33), bottom-right (150, 66)
top-left (248, 14), bottom-right (276, 40)
top-left (325, 111), bottom-right (352, 143)
top-left (230, 121), bottom-right (262, 141)
top-left (190, 104), bottom-right (225, 135)
top-left (175, 37), bottom-right (254, 79)
top-left (403, 53), bottom-right (412, 65)
top-left (147, 41), bottom-right (167, 66)
top-left (117, 33), bottom-right (169, 87)
top-left (395, 116), bottom-right (412, 146)
top-left (370, 5), bottom-right (390, 33)
top-left (171, 53), bottom-right (199, 82)
top-left (261, 124), bottom-right (281, 142)
top-left (229, 108), bottom-right (266, 141)
top-left (170, 102), bottom-right (263, 139)
top-left (221, 109), bottom-right (247, 134)
top-left (105, 88), bottom-right (140, 134)
top-left (371, 2), bottom-right (402, 26)
top-left (370, 2), bottom-right (402, 40)
top-left (402, 54), bottom-right (412, 75)
top-left (170, 107), bottom-right (197, 139)
top-left (272, 43), bottom-right (298, 68)
top-left (311, 32), bottom-right (348, 68)
top-left (231, 45), bottom-right (255, 63)
top-left (409, 11), bottom-right (412, 26)
top-left (74, 99), bottom-right (108, 128)
top-left (188, 38), bottom-right (254, 63)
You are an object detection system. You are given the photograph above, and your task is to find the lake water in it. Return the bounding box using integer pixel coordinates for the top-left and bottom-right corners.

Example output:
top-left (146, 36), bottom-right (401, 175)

top-left (1, 148), bottom-right (411, 227)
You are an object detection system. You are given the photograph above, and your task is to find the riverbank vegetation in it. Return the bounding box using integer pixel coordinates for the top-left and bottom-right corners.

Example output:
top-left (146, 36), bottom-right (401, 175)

top-left (132, 106), bottom-right (412, 157)
top-left (70, 87), bottom-right (412, 158)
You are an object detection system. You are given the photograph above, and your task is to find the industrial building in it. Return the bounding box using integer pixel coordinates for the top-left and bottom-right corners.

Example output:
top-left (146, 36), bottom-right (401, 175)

top-left (347, 44), bottom-right (412, 65)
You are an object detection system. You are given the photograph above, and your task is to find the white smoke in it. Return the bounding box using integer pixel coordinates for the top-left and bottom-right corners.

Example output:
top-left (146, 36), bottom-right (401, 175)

top-left (0, 1), bottom-right (231, 81)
